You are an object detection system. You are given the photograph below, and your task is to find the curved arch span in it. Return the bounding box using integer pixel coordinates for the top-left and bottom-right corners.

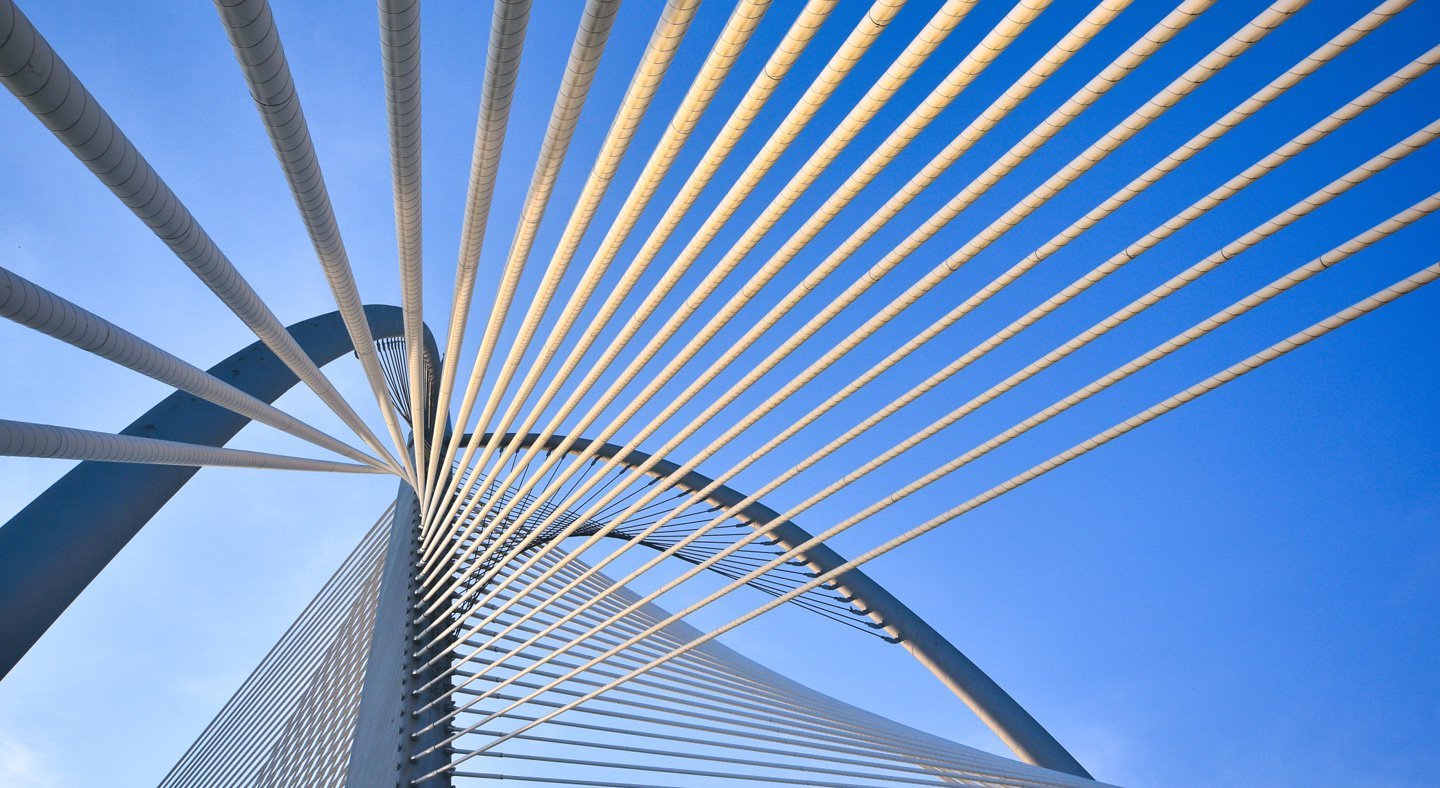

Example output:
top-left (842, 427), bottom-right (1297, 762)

top-left (472, 431), bottom-right (1089, 778)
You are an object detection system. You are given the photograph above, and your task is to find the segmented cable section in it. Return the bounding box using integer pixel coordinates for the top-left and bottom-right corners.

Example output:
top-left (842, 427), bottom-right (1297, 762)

top-left (424, 0), bottom-right (533, 506)
top-left (0, 0), bottom-right (397, 472)
top-left (0, 264), bottom-right (384, 469)
top-left (0, 418), bottom-right (382, 473)
top-left (374, 0), bottom-right (430, 490)
top-left (212, 0), bottom-right (416, 481)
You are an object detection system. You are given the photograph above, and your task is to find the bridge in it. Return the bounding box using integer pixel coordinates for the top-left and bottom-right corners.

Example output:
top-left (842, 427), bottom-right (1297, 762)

top-left (0, 0), bottom-right (1435, 785)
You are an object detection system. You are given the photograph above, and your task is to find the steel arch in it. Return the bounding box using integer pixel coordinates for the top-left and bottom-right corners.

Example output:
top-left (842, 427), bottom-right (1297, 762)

top-left (472, 431), bottom-right (1089, 778)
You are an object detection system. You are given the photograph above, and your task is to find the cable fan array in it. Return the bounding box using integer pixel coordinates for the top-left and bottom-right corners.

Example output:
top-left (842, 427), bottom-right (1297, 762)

top-left (1, 0), bottom-right (1436, 784)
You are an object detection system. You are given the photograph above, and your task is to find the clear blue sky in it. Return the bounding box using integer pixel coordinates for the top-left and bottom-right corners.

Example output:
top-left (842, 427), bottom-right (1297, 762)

top-left (1, 0), bottom-right (1437, 785)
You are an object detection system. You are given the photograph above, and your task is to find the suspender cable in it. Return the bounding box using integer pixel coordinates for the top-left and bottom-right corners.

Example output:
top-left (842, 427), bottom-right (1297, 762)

top-left (426, 0), bottom-right (978, 591)
top-left (429, 254), bottom-right (1440, 781)
top-left (417, 0), bottom-right (1149, 622)
top-left (433, 0), bottom-right (622, 516)
top-left (212, 0), bottom-right (417, 482)
top-left (418, 115), bottom-right (1435, 723)
top-left (375, 0), bottom-right (429, 493)
top-left (0, 418), bottom-right (383, 473)
top-left (431, 0), bottom-right (968, 554)
top-left (425, 0), bottom-right (915, 546)
top-left (422, 0), bottom-right (532, 499)
top-left (614, 30), bottom-right (1436, 569)
top-left (434, 121), bottom-right (1436, 728)
top-left (417, 0), bottom-right (1228, 618)
top-left (420, 0), bottom-right (818, 555)
top-left (442, 553), bottom-right (1049, 777)
top-left (0, 264), bottom-right (388, 471)
top-left (0, 0), bottom-right (402, 474)
top-left (434, 0), bottom-right (1399, 638)
top-left (421, 0), bottom-right (713, 523)
top-left (420, 0), bottom-right (846, 563)
top-left (162, 511), bottom-right (390, 786)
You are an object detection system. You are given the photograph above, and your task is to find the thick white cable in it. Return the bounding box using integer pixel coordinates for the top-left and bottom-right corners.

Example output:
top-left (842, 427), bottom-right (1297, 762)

top-left (433, 256), bottom-right (1440, 775)
top-left (649, 25), bottom-right (1436, 553)
top-left (213, 0), bottom-right (416, 481)
top-left (417, 0), bottom-right (1141, 622)
top-left (0, 0), bottom-right (401, 473)
top-left (419, 1), bottom-right (842, 569)
top-left (422, 0), bottom-right (712, 523)
top-left (422, 0), bottom-right (532, 496)
top-left (375, 0), bottom-right (429, 492)
top-left (420, 0), bottom-right (804, 556)
top-left (432, 115), bottom-right (1436, 694)
top-left (776, 193), bottom-right (1440, 539)
top-left (419, 0), bottom-right (1227, 616)
top-left (0, 264), bottom-right (388, 471)
top-left (427, 0), bottom-right (971, 591)
top-left (440, 0), bottom-right (1411, 643)
top-left (432, 0), bottom-right (957, 551)
top-left (425, 0), bottom-right (910, 549)
top-left (434, 0), bottom-right (622, 513)
top-left (0, 418), bottom-right (382, 473)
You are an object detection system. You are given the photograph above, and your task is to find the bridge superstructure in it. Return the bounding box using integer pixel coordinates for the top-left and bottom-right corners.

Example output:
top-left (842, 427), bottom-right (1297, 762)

top-left (0, 0), bottom-right (1435, 785)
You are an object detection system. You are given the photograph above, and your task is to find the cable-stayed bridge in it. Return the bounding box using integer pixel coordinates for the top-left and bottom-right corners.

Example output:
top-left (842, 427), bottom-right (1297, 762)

top-left (0, 0), bottom-right (1435, 785)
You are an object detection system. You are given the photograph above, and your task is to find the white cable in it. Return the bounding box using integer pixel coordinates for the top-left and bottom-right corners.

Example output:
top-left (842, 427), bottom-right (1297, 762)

top-left (0, 0), bottom-right (402, 473)
top-left (420, 0), bottom-right (803, 556)
top-left (421, 106), bottom-right (1436, 709)
top-left (0, 418), bottom-right (382, 473)
top-left (423, 0), bottom-right (533, 496)
top-left (375, 0), bottom-right (430, 492)
top-left (435, 253), bottom-right (1440, 776)
top-left (419, 0), bottom-right (1229, 620)
top-left (434, 0), bottom-right (624, 516)
top-left (448, 2), bottom-right (1420, 647)
top-left (0, 264), bottom-right (388, 471)
top-left (422, 0), bottom-right (713, 524)
top-left (427, 0), bottom-right (974, 594)
top-left (425, 0), bottom-right (926, 542)
top-left (213, 0), bottom-right (417, 480)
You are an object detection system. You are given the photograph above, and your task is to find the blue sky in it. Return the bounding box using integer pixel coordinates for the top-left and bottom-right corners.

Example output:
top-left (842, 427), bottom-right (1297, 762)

top-left (1, 0), bottom-right (1437, 785)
